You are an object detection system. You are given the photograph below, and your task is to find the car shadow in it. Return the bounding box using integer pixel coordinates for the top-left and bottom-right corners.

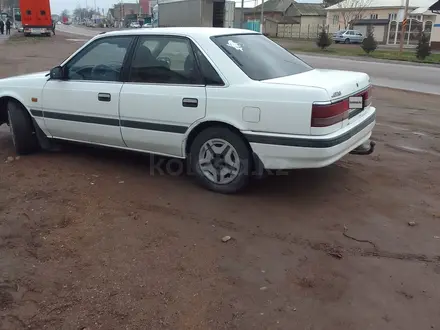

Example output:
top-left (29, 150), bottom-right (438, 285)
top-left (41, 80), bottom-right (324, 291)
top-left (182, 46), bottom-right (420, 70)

top-left (0, 131), bottom-right (356, 198)
top-left (50, 140), bottom-right (355, 197)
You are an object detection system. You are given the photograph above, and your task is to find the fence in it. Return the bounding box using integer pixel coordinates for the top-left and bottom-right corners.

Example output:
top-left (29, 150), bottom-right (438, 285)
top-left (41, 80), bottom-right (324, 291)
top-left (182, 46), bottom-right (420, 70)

top-left (276, 24), bottom-right (329, 39)
top-left (245, 19), bottom-right (260, 32)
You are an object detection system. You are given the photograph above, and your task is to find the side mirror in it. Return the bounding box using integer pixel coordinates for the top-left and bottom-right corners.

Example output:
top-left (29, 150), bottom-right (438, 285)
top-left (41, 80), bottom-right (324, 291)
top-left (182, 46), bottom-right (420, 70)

top-left (49, 66), bottom-right (64, 80)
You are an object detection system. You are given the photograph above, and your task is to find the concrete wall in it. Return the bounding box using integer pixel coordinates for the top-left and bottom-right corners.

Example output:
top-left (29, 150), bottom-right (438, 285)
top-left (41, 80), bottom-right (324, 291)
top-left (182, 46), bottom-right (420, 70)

top-left (264, 19), bottom-right (278, 36)
top-left (351, 24), bottom-right (387, 43)
top-left (374, 25), bottom-right (386, 42)
top-left (301, 15), bottom-right (325, 28)
top-left (299, 15), bottom-right (325, 37)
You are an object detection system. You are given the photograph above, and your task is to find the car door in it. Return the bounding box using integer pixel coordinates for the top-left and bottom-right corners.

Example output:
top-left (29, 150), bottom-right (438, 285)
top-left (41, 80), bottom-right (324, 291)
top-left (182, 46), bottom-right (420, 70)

top-left (41, 35), bottom-right (135, 147)
top-left (119, 35), bottom-right (207, 157)
top-left (354, 30), bottom-right (362, 42)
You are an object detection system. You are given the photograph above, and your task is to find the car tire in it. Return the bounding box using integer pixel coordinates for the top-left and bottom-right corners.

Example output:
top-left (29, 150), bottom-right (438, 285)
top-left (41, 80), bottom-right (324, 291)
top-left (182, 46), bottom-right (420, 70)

top-left (7, 101), bottom-right (40, 155)
top-left (344, 38), bottom-right (350, 44)
top-left (189, 126), bottom-right (252, 194)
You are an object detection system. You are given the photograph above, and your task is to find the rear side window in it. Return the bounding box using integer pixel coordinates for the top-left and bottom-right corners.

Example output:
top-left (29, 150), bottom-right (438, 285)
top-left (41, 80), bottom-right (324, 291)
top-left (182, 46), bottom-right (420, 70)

top-left (129, 35), bottom-right (203, 85)
top-left (192, 45), bottom-right (224, 86)
top-left (211, 34), bottom-right (312, 81)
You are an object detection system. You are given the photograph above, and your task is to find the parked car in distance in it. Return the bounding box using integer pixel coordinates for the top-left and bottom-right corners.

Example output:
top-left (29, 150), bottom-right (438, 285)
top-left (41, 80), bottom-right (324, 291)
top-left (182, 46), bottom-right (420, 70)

top-left (0, 28), bottom-right (376, 194)
top-left (142, 23), bottom-right (153, 28)
top-left (16, 22), bottom-right (24, 32)
top-left (333, 30), bottom-right (364, 44)
top-left (130, 22), bottom-right (141, 28)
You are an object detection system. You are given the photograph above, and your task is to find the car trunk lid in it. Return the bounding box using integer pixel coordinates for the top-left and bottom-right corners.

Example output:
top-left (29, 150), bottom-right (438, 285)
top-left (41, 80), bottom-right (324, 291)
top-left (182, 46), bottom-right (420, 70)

top-left (262, 69), bottom-right (372, 135)
top-left (262, 69), bottom-right (370, 100)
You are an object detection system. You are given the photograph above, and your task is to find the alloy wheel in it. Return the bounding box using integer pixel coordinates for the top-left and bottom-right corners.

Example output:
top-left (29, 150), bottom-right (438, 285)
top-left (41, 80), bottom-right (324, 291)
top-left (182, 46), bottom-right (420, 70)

top-left (198, 138), bottom-right (240, 185)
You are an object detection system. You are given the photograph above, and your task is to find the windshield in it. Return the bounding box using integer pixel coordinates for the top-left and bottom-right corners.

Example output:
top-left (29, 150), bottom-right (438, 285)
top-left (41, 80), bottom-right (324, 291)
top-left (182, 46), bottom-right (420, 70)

top-left (211, 34), bottom-right (312, 81)
top-left (335, 30), bottom-right (346, 34)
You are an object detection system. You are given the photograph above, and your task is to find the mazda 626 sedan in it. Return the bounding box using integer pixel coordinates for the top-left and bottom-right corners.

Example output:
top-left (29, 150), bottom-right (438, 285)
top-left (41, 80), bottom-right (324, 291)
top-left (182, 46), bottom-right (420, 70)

top-left (0, 27), bottom-right (376, 194)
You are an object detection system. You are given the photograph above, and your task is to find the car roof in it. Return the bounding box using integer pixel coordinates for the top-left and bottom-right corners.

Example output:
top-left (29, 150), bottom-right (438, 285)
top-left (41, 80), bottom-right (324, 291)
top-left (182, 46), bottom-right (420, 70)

top-left (98, 27), bottom-right (259, 39)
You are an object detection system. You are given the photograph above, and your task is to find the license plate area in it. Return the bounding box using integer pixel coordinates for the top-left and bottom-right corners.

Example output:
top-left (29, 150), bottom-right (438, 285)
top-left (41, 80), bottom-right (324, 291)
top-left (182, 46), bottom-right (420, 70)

top-left (349, 96), bottom-right (363, 109)
top-left (348, 95), bottom-right (366, 122)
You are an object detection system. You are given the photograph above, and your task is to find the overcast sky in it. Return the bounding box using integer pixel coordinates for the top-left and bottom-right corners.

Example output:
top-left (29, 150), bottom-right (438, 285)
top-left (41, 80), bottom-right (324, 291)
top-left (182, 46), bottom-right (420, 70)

top-left (50, 0), bottom-right (321, 15)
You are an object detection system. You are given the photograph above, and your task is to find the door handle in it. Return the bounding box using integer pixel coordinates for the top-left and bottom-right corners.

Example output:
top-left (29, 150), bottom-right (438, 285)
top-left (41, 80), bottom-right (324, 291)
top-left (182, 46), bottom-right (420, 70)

top-left (98, 93), bottom-right (111, 102)
top-left (182, 98), bottom-right (198, 108)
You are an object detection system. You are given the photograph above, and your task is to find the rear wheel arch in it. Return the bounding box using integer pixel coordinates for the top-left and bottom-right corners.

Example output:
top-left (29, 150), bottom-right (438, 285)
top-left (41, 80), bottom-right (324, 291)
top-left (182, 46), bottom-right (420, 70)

top-left (186, 121), bottom-right (256, 193)
top-left (184, 120), bottom-right (252, 156)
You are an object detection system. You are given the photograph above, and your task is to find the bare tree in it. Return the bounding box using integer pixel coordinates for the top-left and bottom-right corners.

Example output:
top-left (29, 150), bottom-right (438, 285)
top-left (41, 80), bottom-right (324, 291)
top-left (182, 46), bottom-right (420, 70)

top-left (336, 0), bottom-right (373, 29)
top-left (73, 7), bottom-right (99, 20)
top-left (60, 9), bottom-right (70, 18)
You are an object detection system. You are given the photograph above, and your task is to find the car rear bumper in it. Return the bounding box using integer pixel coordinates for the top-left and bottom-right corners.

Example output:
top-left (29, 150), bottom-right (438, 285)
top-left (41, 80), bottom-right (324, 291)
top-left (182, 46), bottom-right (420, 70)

top-left (244, 107), bottom-right (376, 170)
top-left (23, 27), bottom-right (51, 34)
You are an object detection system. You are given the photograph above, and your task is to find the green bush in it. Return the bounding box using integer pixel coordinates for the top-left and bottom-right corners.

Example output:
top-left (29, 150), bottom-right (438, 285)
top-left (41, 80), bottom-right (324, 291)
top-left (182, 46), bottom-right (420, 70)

top-left (316, 28), bottom-right (332, 50)
top-left (416, 29), bottom-right (431, 60)
top-left (361, 25), bottom-right (378, 54)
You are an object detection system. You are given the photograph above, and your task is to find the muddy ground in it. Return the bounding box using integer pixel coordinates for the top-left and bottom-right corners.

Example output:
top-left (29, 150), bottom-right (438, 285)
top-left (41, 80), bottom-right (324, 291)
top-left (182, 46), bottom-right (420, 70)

top-left (0, 33), bottom-right (439, 330)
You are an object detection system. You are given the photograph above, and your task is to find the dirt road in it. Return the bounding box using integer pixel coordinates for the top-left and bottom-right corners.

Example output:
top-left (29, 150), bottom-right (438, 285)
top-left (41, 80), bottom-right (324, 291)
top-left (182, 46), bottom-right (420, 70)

top-left (0, 34), bottom-right (439, 330)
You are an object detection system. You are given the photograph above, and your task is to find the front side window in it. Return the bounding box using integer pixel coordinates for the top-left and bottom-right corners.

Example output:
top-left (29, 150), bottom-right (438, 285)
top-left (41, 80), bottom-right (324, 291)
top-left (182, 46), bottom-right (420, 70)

top-left (211, 34), bottom-right (312, 81)
top-left (129, 36), bottom-right (202, 85)
top-left (65, 36), bottom-right (133, 82)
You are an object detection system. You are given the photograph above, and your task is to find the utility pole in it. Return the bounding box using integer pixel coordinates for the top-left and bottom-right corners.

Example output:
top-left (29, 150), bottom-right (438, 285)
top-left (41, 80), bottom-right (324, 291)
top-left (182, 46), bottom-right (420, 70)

top-left (240, 0), bottom-right (244, 28)
top-left (260, 0), bottom-right (264, 34)
top-left (399, 0), bottom-right (410, 53)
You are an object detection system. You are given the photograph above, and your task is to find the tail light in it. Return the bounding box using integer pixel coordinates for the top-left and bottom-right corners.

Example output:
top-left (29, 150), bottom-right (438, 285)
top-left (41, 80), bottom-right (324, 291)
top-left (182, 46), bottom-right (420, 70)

top-left (311, 100), bottom-right (349, 127)
top-left (363, 86), bottom-right (373, 107)
top-left (311, 85), bottom-right (372, 128)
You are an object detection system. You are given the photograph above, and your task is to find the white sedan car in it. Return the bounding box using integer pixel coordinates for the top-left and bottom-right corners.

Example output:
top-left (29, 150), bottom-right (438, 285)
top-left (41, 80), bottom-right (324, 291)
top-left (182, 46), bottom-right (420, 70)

top-left (129, 22), bottom-right (141, 28)
top-left (0, 28), bottom-right (376, 194)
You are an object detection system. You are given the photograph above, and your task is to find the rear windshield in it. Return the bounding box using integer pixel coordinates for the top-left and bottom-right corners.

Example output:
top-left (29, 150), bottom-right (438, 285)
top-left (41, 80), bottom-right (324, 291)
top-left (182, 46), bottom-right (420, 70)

top-left (211, 34), bottom-right (312, 81)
